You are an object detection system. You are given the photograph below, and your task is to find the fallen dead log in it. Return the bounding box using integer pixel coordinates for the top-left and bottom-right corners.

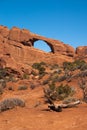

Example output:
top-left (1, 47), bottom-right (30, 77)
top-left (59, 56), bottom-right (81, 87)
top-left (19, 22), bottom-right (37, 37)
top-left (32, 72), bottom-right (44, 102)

top-left (48, 100), bottom-right (81, 112)
top-left (60, 100), bottom-right (81, 108)
top-left (48, 105), bottom-right (62, 112)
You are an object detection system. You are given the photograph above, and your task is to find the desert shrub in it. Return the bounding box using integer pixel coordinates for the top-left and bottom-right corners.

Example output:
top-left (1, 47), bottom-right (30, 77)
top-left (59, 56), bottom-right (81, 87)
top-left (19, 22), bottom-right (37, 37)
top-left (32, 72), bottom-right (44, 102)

top-left (32, 62), bottom-right (46, 75)
top-left (63, 62), bottom-right (76, 71)
top-left (78, 77), bottom-right (87, 102)
top-left (74, 60), bottom-right (86, 70)
top-left (0, 67), bottom-right (18, 83)
top-left (63, 60), bottom-right (87, 71)
top-left (0, 80), bottom-right (6, 94)
top-left (32, 62), bottom-right (41, 70)
top-left (42, 79), bottom-right (49, 85)
top-left (0, 67), bottom-right (13, 80)
top-left (50, 64), bottom-right (59, 70)
top-left (0, 80), bottom-right (6, 88)
top-left (31, 70), bottom-right (38, 76)
top-left (39, 62), bottom-right (46, 66)
top-left (39, 67), bottom-right (45, 75)
top-left (80, 63), bottom-right (87, 71)
top-left (56, 84), bottom-right (75, 100)
top-left (30, 84), bottom-right (36, 89)
top-left (44, 83), bottom-right (57, 102)
top-left (49, 82), bottom-right (55, 91)
top-left (0, 66), bottom-right (22, 82)
top-left (22, 73), bottom-right (29, 79)
top-left (0, 68), bottom-right (7, 79)
top-left (51, 73), bottom-right (59, 82)
top-left (0, 98), bottom-right (25, 112)
top-left (0, 86), bottom-right (3, 95)
top-left (44, 83), bottom-right (75, 103)
top-left (75, 70), bottom-right (87, 78)
top-left (58, 75), bottom-right (67, 82)
top-left (18, 85), bottom-right (28, 90)
top-left (46, 72), bottom-right (59, 84)
top-left (10, 77), bottom-right (17, 82)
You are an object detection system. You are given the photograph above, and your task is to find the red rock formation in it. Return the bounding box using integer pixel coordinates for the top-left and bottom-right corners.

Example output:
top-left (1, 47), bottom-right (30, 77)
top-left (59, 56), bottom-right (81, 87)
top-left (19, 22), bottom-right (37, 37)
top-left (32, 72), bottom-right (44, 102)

top-left (75, 46), bottom-right (87, 61)
top-left (76, 46), bottom-right (87, 56)
top-left (0, 25), bottom-right (87, 73)
top-left (0, 26), bottom-right (75, 55)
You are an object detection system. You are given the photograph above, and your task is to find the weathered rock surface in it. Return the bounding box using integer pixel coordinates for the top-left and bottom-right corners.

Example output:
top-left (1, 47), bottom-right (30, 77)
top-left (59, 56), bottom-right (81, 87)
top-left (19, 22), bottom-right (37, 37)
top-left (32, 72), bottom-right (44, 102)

top-left (76, 46), bottom-right (87, 56)
top-left (0, 25), bottom-right (87, 73)
top-left (75, 46), bottom-right (87, 61)
top-left (0, 25), bottom-right (75, 55)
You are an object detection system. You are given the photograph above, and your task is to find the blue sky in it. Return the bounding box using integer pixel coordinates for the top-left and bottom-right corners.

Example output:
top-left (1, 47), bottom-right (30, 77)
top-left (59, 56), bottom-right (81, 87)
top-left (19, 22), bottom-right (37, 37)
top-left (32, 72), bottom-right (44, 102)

top-left (0, 0), bottom-right (87, 52)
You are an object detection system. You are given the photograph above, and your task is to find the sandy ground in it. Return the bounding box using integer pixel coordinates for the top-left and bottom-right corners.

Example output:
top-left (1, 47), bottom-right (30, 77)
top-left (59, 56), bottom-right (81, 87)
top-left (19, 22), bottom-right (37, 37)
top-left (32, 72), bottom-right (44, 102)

top-left (0, 87), bottom-right (87, 130)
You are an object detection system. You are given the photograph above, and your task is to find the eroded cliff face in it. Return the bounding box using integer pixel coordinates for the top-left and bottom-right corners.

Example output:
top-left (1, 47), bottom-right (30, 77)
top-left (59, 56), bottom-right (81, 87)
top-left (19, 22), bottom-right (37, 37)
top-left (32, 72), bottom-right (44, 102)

top-left (0, 25), bottom-right (87, 72)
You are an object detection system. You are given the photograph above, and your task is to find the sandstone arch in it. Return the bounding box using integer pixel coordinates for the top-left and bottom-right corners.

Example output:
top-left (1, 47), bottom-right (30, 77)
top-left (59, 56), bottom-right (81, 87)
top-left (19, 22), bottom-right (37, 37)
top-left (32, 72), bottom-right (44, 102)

top-left (0, 26), bottom-right (75, 56)
top-left (32, 40), bottom-right (54, 53)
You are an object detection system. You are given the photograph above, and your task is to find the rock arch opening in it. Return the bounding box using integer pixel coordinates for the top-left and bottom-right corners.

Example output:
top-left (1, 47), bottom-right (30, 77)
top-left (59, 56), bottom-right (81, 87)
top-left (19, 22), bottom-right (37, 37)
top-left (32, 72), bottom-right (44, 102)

top-left (33, 40), bottom-right (53, 53)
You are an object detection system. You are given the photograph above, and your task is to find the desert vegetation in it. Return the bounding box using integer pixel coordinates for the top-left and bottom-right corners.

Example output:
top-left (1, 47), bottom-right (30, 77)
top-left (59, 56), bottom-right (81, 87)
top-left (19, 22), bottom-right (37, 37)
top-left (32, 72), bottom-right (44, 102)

top-left (0, 60), bottom-right (87, 112)
top-left (78, 77), bottom-right (87, 102)
top-left (32, 62), bottom-right (46, 77)
top-left (43, 82), bottom-right (75, 103)
top-left (0, 98), bottom-right (25, 112)
top-left (18, 85), bottom-right (28, 90)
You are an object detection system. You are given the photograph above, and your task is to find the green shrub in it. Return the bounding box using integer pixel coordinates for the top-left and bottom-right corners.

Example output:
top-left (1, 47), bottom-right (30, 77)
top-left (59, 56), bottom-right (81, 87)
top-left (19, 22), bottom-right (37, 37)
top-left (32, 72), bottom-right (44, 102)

top-left (50, 64), bottom-right (59, 70)
top-left (11, 78), bottom-right (18, 82)
top-left (44, 83), bottom-right (75, 103)
top-left (32, 63), bottom-right (41, 69)
top-left (39, 67), bottom-right (45, 74)
top-left (32, 62), bottom-right (46, 75)
top-left (49, 82), bottom-right (55, 91)
top-left (63, 60), bottom-right (87, 71)
top-left (0, 68), bottom-right (7, 79)
top-left (74, 60), bottom-right (86, 70)
top-left (80, 63), bottom-right (87, 71)
top-left (56, 84), bottom-right (74, 100)
top-left (22, 73), bottom-right (29, 79)
top-left (58, 75), bottom-right (67, 82)
top-left (0, 80), bottom-right (6, 95)
top-left (0, 98), bottom-right (25, 112)
top-left (39, 62), bottom-right (46, 66)
top-left (63, 62), bottom-right (76, 71)
top-left (44, 86), bottom-right (57, 101)
top-left (50, 73), bottom-right (59, 82)
top-left (39, 73), bottom-right (46, 79)
top-left (18, 85), bottom-right (28, 90)
top-left (78, 77), bottom-right (87, 102)
top-left (31, 70), bottom-right (37, 76)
